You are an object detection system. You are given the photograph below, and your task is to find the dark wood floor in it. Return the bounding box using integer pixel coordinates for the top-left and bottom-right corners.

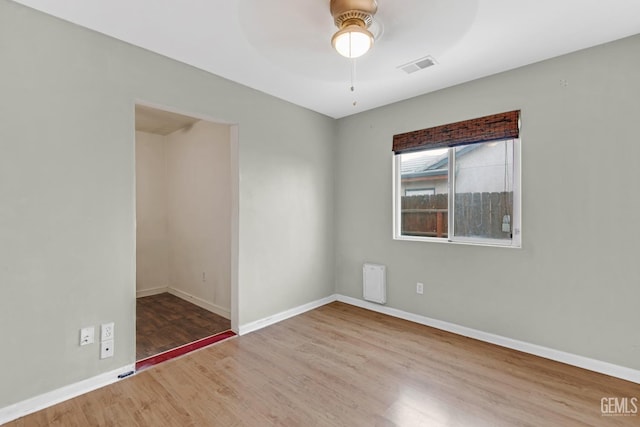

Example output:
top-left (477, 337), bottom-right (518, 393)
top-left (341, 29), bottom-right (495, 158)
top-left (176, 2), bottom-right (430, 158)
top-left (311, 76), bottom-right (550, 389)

top-left (9, 302), bottom-right (639, 426)
top-left (136, 292), bottom-right (230, 360)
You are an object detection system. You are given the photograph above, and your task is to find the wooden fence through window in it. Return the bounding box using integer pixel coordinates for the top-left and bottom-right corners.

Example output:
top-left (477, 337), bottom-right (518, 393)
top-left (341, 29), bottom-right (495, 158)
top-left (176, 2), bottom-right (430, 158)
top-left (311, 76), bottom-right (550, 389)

top-left (401, 192), bottom-right (513, 239)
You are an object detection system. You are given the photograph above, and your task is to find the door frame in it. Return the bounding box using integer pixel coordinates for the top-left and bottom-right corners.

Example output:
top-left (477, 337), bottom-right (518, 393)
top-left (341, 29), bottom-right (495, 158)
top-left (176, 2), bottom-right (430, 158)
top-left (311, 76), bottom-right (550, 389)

top-left (133, 100), bottom-right (240, 338)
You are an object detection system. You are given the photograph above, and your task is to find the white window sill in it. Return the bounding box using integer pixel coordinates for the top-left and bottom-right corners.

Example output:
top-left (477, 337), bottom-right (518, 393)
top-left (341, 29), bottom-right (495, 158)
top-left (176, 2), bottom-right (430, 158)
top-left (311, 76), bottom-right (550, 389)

top-left (393, 234), bottom-right (521, 249)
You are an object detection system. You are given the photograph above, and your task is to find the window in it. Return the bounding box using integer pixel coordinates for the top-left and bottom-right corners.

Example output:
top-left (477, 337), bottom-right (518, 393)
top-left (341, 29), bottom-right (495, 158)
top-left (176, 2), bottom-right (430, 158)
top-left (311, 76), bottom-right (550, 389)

top-left (392, 111), bottom-right (521, 248)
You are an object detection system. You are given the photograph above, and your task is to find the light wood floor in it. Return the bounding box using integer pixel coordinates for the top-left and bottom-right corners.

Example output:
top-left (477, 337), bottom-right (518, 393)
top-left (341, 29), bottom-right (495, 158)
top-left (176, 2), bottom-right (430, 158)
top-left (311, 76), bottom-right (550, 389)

top-left (136, 293), bottom-right (230, 360)
top-left (8, 302), bottom-right (638, 426)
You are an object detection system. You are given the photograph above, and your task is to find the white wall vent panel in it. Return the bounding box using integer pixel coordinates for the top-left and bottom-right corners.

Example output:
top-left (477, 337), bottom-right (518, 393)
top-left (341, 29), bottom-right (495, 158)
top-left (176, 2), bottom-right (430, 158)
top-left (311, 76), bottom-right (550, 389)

top-left (363, 263), bottom-right (386, 304)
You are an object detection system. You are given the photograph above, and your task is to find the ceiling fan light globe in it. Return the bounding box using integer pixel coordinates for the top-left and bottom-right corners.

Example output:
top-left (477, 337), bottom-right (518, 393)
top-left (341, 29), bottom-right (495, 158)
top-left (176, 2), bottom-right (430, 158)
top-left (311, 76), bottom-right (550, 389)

top-left (332, 25), bottom-right (374, 58)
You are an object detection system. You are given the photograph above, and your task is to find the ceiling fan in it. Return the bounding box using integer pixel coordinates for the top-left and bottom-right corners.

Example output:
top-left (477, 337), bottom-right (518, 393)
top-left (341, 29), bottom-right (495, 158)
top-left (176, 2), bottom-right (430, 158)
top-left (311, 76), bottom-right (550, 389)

top-left (329, 0), bottom-right (378, 58)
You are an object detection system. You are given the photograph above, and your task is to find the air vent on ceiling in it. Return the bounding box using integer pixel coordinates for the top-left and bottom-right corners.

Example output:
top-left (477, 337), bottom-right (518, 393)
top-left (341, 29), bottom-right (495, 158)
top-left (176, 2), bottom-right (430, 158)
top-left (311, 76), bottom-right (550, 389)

top-left (398, 55), bottom-right (437, 74)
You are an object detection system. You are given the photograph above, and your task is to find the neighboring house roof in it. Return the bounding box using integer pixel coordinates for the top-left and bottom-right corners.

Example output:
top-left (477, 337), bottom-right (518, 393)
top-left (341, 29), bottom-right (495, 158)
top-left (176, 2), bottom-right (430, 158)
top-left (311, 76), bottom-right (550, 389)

top-left (401, 145), bottom-right (479, 179)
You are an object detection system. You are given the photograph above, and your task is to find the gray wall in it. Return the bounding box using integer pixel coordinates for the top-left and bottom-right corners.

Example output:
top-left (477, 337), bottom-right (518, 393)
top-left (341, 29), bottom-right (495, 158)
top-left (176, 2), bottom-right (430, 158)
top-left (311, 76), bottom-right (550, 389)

top-left (0, 0), bottom-right (335, 407)
top-left (335, 34), bottom-right (640, 371)
top-left (2, 0), bottom-right (639, 411)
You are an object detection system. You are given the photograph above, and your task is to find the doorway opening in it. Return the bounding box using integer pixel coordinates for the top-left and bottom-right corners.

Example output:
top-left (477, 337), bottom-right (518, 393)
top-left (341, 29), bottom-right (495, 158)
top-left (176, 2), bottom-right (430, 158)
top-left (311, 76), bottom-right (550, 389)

top-left (134, 104), bottom-right (238, 370)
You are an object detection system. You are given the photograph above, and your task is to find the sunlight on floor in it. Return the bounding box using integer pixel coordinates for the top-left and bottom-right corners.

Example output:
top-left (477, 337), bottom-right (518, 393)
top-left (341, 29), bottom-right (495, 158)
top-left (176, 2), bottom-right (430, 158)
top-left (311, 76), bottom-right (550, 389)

top-left (386, 386), bottom-right (454, 426)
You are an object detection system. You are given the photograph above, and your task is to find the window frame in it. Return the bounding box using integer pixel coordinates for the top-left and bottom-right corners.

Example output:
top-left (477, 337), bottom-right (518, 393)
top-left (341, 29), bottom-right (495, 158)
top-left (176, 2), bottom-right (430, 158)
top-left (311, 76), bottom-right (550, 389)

top-left (393, 138), bottom-right (521, 248)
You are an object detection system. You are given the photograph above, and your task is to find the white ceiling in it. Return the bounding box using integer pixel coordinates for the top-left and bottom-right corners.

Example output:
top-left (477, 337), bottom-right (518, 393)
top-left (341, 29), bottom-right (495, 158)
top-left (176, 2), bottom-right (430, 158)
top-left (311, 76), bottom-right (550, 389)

top-left (13, 0), bottom-right (640, 119)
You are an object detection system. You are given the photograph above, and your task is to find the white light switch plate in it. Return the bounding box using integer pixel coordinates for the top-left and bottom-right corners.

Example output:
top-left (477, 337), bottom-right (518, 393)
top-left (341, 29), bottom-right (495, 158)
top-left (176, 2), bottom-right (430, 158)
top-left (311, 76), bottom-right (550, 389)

top-left (80, 327), bottom-right (94, 346)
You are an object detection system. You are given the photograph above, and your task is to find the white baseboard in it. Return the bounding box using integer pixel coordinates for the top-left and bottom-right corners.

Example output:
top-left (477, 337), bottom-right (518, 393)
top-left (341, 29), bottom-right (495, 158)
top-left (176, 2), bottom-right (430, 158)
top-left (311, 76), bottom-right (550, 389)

top-left (336, 294), bottom-right (640, 385)
top-left (4, 293), bottom-right (637, 424)
top-left (0, 364), bottom-right (135, 425)
top-left (238, 294), bottom-right (339, 336)
top-left (136, 286), bottom-right (169, 298)
top-left (168, 288), bottom-right (230, 320)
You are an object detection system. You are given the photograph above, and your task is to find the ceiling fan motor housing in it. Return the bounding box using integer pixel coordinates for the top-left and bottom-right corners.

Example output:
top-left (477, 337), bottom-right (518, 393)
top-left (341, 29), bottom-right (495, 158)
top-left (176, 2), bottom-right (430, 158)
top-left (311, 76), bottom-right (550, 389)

top-left (330, 0), bottom-right (378, 29)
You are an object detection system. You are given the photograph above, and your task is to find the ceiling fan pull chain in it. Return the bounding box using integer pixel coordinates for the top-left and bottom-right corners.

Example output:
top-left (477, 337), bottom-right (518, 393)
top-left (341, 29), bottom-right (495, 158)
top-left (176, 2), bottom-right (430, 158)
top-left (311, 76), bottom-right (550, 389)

top-left (350, 58), bottom-right (356, 91)
top-left (351, 59), bottom-right (357, 106)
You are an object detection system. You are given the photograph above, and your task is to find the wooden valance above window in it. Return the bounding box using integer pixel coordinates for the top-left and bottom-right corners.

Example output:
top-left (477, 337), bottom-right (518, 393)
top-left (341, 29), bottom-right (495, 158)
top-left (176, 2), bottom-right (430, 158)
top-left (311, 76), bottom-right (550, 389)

top-left (392, 110), bottom-right (520, 154)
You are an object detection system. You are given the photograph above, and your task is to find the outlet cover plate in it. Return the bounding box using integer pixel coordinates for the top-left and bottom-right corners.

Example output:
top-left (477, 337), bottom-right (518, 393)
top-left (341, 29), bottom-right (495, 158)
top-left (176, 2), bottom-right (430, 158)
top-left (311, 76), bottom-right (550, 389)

top-left (101, 322), bottom-right (114, 341)
top-left (100, 339), bottom-right (114, 359)
top-left (80, 327), bottom-right (95, 346)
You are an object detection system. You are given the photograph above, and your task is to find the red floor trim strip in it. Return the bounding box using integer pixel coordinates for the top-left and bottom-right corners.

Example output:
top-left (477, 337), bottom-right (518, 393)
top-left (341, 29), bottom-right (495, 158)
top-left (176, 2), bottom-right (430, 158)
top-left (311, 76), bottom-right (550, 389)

top-left (135, 330), bottom-right (236, 371)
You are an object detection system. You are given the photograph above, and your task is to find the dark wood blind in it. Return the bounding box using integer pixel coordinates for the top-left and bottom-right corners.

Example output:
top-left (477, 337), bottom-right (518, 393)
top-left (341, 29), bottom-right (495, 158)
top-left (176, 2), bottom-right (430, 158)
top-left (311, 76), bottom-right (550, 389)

top-left (392, 110), bottom-right (520, 154)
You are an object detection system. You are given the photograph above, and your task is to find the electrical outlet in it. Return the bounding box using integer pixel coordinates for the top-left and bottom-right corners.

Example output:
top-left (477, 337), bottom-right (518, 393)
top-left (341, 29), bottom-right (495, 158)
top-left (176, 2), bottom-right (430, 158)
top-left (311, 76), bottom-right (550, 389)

top-left (416, 282), bottom-right (424, 295)
top-left (80, 327), bottom-right (94, 346)
top-left (100, 339), bottom-right (114, 359)
top-left (101, 322), bottom-right (114, 341)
